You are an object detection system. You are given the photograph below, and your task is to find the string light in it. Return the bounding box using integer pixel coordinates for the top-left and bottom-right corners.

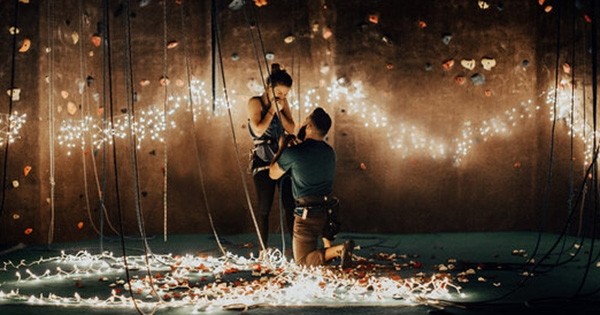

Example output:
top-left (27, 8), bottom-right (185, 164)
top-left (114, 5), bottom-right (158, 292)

top-left (0, 250), bottom-right (463, 311)
top-left (0, 112), bottom-right (27, 147)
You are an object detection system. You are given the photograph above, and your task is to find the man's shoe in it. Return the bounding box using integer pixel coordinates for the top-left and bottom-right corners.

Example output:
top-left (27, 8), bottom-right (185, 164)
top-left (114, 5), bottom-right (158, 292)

top-left (340, 240), bottom-right (355, 269)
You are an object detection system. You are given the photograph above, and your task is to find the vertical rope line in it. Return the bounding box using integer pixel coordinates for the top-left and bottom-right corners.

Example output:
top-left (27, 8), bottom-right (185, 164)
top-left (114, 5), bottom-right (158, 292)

top-left (180, 1), bottom-right (226, 255)
top-left (162, 0), bottom-right (170, 242)
top-left (0, 0), bottom-right (20, 219)
top-left (574, 0), bottom-right (599, 296)
top-left (78, 0), bottom-right (102, 236)
top-left (47, 0), bottom-right (56, 246)
top-left (214, 8), bottom-right (266, 252)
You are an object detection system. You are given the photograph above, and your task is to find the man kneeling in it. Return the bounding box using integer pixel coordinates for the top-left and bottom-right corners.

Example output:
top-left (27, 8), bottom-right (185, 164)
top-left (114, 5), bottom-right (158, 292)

top-left (269, 107), bottom-right (353, 268)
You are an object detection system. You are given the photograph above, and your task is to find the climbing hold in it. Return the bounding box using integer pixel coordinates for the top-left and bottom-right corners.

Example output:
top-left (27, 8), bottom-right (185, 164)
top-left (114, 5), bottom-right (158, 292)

top-left (228, 0), bottom-right (244, 10)
top-left (496, 2), bottom-right (504, 11)
top-left (159, 76), bottom-right (170, 86)
top-left (424, 62), bottom-right (433, 71)
top-left (86, 75), bottom-right (94, 87)
top-left (77, 221), bottom-right (84, 230)
top-left (67, 101), bottom-right (78, 115)
top-left (442, 33), bottom-right (452, 45)
top-left (484, 89), bottom-right (493, 97)
top-left (386, 63), bottom-right (394, 70)
top-left (336, 75), bottom-right (349, 87)
top-left (322, 26), bottom-right (333, 39)
top-left (538, 0), bottom-right (545, 5)
top-left (312, 22), bottom-right (320, 33)
top-left (562, 62), bottom-right (571, 74)
top-left (12, 180), bottom-right (19, 188)
top-left (24, 166), bottom-right (32, 176)
top-left (57, 105), bottom-right (63, 113)
top-left (418, 20), bottom-right (427, 29)
top-left (140, 79), bottom-right (150, 86)
top-left (231, 52), bottom-right (240, 61)
top-left (71, 31), bottom-right (79, 44)
top-left (584, 14), bottom-right (592, 24)
top-left (460, 59), bottom-right (476, 70)
top-left (381, 35), bottom-right (392, 46)
top-left (442, 59), bottom-right (454, 71)
top-left (481, 57), bottom-right (496, 70)
top-left (513, 161), bottom-right (522, 169)
top-left (478, 1), bottom-right (490, 9)
top-left (284, 34), bottom-right (296, 44)
top-left (61, 90), bottom-right (69, 99)
top-left (7, 88), bottom-right (21, 101)
top-left (320, 64), bottom-right (330, 74)
top-left (9, 26), bottom-right (20, 35)
top-left (140, 0), bottom-right (151, 7)
top-left (24, 228), bottom-right (33, 235)
top-left (167, 40), bottom-right (178, 49)
top-left (521, 59), bottom-right (530, 68)
top-left (12, 213), bottom-right (20, 220)
top-left (544, 5), bottom-right (552, 13)
top-left (91, 34), bottom-right (102, 47)
top-left (454, 75), bottom-right (466, 85)
top-left (19, 0), bottom-right (29, 3)
top-left (368, 13), bottom-right (379, 24)
top-left (265, 52), bottom-right (275, 60)
top-left (254, 0), bottom-right (267, 7)
top-left (360, 162), bottom-right (367, 170)
top-left (471, 73), bottom-right (486, 85)
top-left (18, 38), bottom-right (31, 52)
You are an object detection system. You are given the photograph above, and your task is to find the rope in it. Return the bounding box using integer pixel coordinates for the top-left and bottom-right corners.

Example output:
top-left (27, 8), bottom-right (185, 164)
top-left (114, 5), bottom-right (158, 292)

top-left (78, 0), bottom-right (103, 237)
top-left (123, 1), bottom-right (162, 309)
top-left (0, 0), bottom-right (19, 219)
top-left (213, 3), bottom-right (267, 252)
top-left (162, 0), bottom-right (170, 243)
top-left (47, 0), bottom-right (56, 246)
top-left (100, 1), bottom-right (145, 314)
top-left (180, 0), bottom-right (226, 256)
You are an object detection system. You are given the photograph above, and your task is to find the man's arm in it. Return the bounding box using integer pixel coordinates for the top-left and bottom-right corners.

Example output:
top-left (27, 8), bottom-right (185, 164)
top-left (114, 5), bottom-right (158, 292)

top-left (269, 161), bottom-right (285, 180)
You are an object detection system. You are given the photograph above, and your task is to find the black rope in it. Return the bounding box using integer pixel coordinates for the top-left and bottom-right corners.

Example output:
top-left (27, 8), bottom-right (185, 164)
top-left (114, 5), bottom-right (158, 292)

top-left (180, 0), bottom-right (226, 255)
top-left (0, 0), bottom-right (20, 222)
top-left (573, 0), bottom-right (599, 297)
top-left (101, 1), bottom-right (141, 313)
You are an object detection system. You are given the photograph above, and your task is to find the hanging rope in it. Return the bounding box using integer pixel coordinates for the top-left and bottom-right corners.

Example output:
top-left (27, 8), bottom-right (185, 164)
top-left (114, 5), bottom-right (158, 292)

top-left (0, 0), bottom-right (20, 223)
top-left (122, 1), bottom-right (163, 309)
top-left (162, 0), bottom-right (170, 243)
top-left (78, 0), bottom-right (100, 236)
top-left (180, 1), bottom-right (226, 255)
top-left (213, 2), bottom-right (266, 252)
top-left (47, 0), bottom-right (56, 246)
